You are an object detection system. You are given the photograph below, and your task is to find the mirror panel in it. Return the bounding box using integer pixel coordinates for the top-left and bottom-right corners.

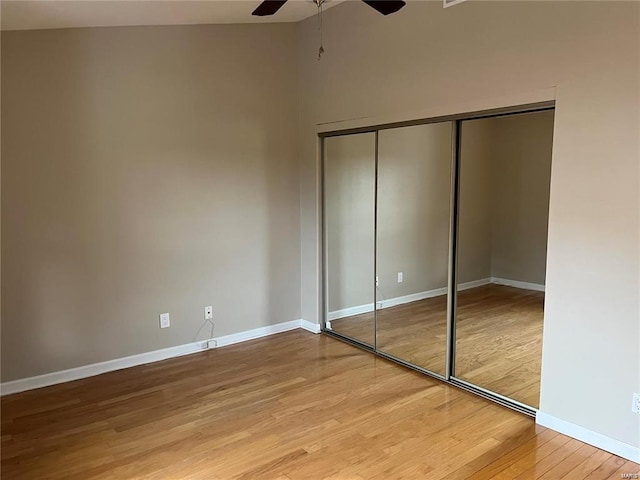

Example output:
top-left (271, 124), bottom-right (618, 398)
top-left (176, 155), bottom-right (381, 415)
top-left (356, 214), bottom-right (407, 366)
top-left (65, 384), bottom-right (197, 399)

top-left (454, 110), bottom-right (554, 407)
top-left (376, 122), bottom-right (453, 375)
top-left (324, 133), bottom-right (376, 346)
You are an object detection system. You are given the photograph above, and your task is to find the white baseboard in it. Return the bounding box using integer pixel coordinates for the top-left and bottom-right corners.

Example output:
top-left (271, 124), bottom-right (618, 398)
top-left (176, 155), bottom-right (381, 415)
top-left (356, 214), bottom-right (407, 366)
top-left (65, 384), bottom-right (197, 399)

top-left (300, 319), bottom-right (322, 334)
top-left (0, 319), bottom-right (316, 396)
top-left (214, 319), bottom-right (300, 348)
top-left (536, 411), bottom-right (639, 463)
top-left (491, 277), bottom-right (545, 292)
top-left (1, 341), bottom-right (206, 397)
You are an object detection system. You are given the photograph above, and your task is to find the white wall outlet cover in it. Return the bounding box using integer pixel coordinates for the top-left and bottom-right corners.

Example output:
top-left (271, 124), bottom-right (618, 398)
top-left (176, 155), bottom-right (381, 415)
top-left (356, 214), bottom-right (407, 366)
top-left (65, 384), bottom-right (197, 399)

top-left (397, 272), bottom-right (403, 283)
top-left (204, 306), bottom-right (213, 320)
top-left (159, 312), bottom-right (170, 329)
top-left (632, 393), bottom-right (640, 414)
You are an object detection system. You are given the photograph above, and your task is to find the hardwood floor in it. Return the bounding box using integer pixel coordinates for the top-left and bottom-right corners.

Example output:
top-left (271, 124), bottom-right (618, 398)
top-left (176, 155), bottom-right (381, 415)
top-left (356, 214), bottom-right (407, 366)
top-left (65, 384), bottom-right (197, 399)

top-left (2, 330), bottom-right (636, 479)
top-left (330, 284), bottom-right (544, 407)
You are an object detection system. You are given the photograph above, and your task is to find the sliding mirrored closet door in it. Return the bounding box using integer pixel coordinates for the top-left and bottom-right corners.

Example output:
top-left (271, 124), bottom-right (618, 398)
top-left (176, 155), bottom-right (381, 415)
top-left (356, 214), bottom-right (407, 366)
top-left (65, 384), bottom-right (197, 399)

top-left (376, 123), bottom-right (453, 376)
top-left (453, 110), bottom-right (554, 408)
top-left (324, 133), bottom-right (376, 346)
top-left (323, 105), bottom-right (553, 414)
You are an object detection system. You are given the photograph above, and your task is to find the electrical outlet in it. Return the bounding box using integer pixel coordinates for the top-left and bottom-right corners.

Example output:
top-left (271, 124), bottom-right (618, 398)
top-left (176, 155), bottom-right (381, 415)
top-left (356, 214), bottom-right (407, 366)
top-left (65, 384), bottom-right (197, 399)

top-left (397, 272), bottom-right (403, 283)
top-left (207, 339), bottom-right (217, 349)
top-left (159, 312), bottom-right (170, 329)
top-left (204, 305), bottom-right (213, 320)
top-left (375, 276), bottom-right (379, 287)
top-left (632, 393), bottom-right (640, 414)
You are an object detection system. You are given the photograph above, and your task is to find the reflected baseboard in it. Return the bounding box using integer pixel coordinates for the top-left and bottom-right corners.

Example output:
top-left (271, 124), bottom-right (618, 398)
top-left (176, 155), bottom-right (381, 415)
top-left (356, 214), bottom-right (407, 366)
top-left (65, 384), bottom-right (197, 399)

top-left (328, 278), bottom-right (489, 321)
top-left (327, 303), bottom-right (375, 322)
top-left (378, 287), bottom-right (448, 309)
top-left (328, 277), bottom-right (545, 321)
top-left (491, 277), bottom-right (545, 292)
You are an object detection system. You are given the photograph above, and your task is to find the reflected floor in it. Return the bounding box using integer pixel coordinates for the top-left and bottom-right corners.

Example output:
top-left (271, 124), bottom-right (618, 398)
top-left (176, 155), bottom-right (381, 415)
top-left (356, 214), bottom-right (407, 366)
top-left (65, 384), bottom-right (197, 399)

top-left (329, 284), bottom-right (544, 408)
top-left (377, 295), bottom-right (448, 376)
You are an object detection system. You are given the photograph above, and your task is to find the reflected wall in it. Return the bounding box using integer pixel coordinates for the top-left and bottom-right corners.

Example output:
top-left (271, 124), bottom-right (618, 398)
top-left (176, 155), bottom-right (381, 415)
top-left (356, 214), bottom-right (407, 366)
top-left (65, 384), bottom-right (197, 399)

top-left (324, 133), bottom-right (376, 346)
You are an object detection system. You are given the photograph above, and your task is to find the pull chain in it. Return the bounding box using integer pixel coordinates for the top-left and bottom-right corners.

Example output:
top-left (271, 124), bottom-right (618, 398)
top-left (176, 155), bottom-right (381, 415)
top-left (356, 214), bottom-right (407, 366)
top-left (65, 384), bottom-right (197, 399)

top-left (317, 0), bottom-right (324, 60)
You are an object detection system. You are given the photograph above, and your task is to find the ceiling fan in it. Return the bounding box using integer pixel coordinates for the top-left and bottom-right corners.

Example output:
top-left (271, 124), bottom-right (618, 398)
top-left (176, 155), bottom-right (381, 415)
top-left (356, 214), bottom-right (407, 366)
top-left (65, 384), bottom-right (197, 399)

top-left (252, 0), bottom-right (407, 17)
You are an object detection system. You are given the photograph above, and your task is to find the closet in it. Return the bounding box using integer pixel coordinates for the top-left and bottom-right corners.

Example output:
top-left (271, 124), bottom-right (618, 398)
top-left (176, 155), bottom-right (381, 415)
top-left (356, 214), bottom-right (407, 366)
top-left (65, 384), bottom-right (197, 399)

top-left (322, 106), bottom-right (554, 413)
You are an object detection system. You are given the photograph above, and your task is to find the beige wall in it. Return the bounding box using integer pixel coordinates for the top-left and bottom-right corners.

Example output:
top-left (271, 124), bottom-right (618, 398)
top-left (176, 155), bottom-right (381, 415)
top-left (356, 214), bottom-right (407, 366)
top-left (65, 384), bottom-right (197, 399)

top-left (1, 24), bottom-right (301, 381)
top-left (298, 1), bottom-right (639, 449)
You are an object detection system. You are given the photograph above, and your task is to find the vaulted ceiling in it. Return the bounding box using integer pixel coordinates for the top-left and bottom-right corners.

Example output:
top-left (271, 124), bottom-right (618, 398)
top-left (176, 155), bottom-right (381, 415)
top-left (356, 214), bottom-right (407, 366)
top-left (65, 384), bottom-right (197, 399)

top-left (1, 0), bottom-right (347, 31)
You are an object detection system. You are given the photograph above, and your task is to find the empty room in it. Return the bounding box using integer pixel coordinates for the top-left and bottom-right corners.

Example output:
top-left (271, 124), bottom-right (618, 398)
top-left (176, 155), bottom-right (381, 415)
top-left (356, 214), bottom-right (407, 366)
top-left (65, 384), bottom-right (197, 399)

top-left (1, 0), bottom-right (639, 479)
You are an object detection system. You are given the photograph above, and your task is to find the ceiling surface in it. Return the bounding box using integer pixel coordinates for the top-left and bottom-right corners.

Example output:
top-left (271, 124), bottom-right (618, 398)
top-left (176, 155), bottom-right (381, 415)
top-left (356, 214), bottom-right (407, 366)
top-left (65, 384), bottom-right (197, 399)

top-left (0, 0), bottom-right (347, 31)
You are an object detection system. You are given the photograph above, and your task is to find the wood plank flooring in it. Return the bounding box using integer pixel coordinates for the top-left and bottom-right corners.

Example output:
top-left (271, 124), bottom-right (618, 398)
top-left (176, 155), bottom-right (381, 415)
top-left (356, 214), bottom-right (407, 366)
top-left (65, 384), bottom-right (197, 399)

top-left (330, 284), bottom-right (544, 407)
top-left (2, 330), bottom-right (637, 479)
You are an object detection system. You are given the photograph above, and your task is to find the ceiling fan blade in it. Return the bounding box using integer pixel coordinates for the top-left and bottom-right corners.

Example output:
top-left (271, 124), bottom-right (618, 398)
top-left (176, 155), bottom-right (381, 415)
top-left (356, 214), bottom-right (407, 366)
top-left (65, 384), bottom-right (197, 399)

top-left (362, 0), bottom-right (406, 15)
top-left (252, 0), bottom-right (288, 16)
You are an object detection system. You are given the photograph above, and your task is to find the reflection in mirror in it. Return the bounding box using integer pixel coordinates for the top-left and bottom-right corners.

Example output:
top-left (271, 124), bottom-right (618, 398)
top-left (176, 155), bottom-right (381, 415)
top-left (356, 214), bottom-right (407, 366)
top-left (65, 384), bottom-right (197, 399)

top-left (324, 133), bottom-right (376, 346)
top-left (375, 123), bottom-right (452, 375)
top-left (455, 110), bottom-right (554, 408)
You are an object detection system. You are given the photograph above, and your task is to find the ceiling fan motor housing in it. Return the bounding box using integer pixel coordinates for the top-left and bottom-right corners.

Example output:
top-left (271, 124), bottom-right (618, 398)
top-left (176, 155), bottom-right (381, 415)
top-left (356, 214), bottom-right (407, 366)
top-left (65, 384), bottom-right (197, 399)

top-left (252, 0), bottom-right (406, 17)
